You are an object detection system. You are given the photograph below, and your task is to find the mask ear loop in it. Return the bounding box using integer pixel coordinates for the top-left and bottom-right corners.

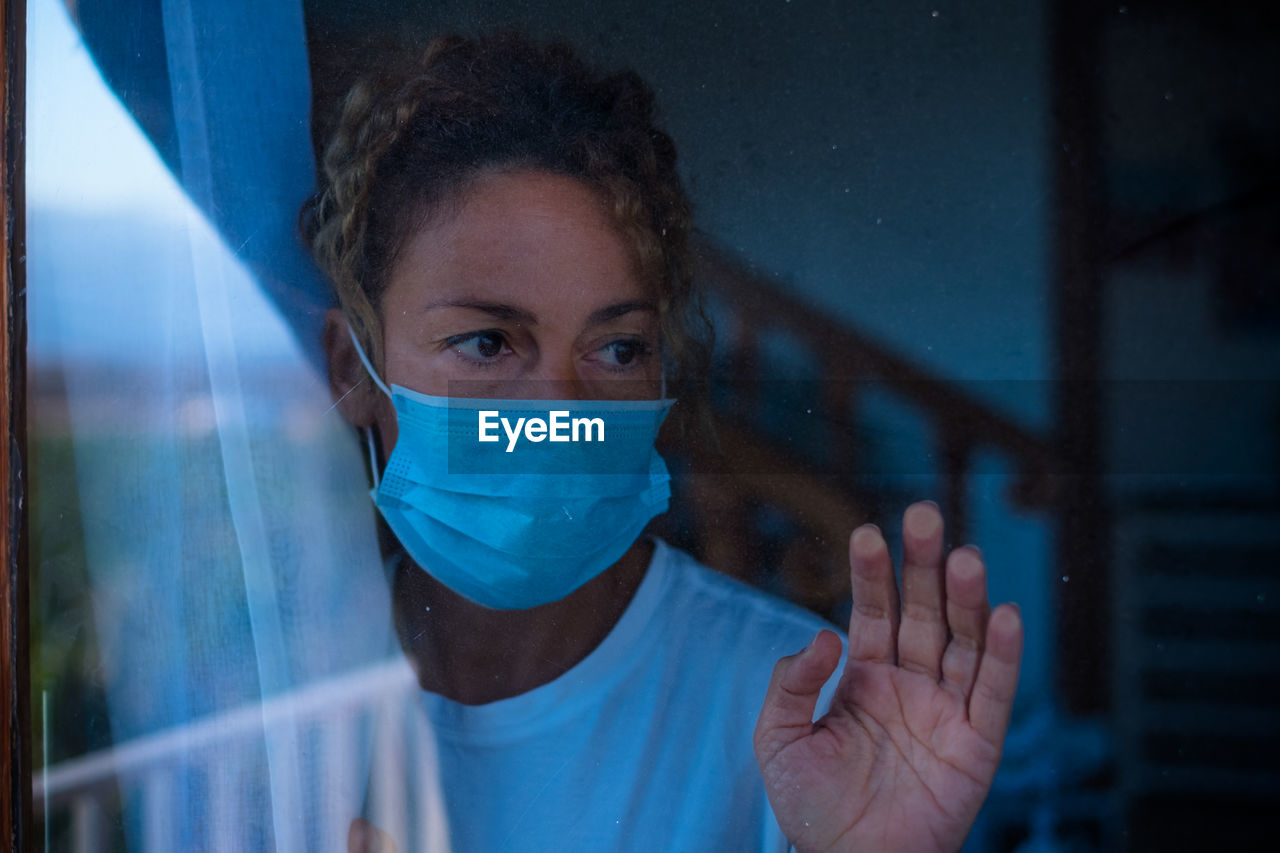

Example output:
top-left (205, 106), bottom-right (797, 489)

top-left (347, 323), bottom-right (393, 398)
top-left (364, 428), bottom-right (381, 490)
top-left (346, 323), bottom-right (392, 489)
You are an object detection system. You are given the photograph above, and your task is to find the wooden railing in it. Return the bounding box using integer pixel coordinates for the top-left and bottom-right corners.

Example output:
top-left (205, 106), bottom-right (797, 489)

top-left (658, 240), bottom-right (1062, 618)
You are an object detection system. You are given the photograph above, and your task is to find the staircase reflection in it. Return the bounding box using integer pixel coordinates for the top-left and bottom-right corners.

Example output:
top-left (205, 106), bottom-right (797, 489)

top-left (657, 240), bottom-right (1062, 622)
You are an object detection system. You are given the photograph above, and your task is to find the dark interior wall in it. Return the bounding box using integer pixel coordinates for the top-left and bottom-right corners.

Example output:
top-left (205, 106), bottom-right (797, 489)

top-left (1103, 1), bottom-right (1280, 246)
top-left (1099, 2), bottom-right (1280, 486)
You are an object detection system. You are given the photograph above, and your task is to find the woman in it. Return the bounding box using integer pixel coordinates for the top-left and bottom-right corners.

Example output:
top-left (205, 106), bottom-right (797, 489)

top-left (305, 33), bottom-right (1023, 852)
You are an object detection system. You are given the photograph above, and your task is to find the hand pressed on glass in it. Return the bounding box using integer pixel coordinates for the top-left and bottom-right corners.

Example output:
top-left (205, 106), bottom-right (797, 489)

top-left (754, 501), bottom-right (1023, 853)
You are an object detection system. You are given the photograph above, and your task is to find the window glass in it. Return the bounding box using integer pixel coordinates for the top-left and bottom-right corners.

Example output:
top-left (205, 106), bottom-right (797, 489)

top-left (29, 0), bottom-right (400, 848)
top-left (25, 1), bottom-right (1279, 851)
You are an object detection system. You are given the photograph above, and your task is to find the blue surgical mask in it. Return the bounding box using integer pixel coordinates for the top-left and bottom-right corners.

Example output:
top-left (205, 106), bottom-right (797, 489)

top-left (348, 327), bottom-right (674, 610)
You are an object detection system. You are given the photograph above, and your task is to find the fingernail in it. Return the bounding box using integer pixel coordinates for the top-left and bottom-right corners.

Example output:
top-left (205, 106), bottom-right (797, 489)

top-left (904, 503), bottom-right (941, 537)
top-left (852, 525), bottom-right (882, 555)
top-left (951, 548), bottom-right (983, 579)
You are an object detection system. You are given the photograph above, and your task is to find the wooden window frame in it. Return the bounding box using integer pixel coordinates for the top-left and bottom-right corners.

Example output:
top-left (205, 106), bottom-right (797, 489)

top-left (2, 0), bottom-right (29, 849)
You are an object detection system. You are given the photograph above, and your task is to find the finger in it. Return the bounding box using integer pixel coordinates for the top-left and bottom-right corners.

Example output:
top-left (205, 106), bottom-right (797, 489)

top-left (940, 546), bottom-right (990, 698)
top-left (847, 524), bottom-right (900, 665)
top-left (349, 818), bottom-right (399, 853)
top-left (753, 630), bottom-right (844, 759)
top-left (969, 603), bottom-right (1024, 746)
top-left (897, 501), bottom-right (948, 678)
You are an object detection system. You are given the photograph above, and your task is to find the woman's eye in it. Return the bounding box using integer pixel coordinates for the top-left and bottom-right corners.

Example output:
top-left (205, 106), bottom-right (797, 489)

top-left (449, 331), bottom-right (508, 362)
top-left (599, 339), bottom-right (649, 368)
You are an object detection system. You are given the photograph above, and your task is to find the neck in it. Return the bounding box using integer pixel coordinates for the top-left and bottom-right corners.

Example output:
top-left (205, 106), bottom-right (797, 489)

top-left (391, 537), bottom-right (653, 705)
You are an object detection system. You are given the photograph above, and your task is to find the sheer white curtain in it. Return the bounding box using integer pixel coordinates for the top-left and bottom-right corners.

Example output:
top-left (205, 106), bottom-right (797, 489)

top-left (27, 0), bottom-right (447, 849)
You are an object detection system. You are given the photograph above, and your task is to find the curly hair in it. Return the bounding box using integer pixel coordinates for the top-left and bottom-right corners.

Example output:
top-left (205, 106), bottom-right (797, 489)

top-left (301, 32), bottom-right (711, 405)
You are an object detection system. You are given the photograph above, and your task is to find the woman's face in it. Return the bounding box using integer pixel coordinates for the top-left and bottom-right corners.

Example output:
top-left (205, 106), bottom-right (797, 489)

top-left (371, 169), bottom-right (662, 451)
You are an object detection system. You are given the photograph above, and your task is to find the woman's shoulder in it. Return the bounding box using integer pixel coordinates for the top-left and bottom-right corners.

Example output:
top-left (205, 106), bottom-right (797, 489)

top-left (641, 537), bottom-right (845, 719)
top-left (648, 537), bottom-right (845, 651)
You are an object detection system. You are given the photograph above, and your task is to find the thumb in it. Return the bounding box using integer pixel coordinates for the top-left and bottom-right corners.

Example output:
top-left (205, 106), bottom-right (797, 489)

top-left (754, 630), bottom-right (842, 762)
top-left (348, 818), bottom-right (399, 853)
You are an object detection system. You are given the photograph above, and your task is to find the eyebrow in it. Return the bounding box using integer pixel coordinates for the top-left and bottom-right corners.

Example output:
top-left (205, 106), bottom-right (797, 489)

top-left (423, 299), bottom-right (656, 327)
top-left (422, 300), bottom-right (535, 324)
top-left (585, 300), bottom-right (657, 326)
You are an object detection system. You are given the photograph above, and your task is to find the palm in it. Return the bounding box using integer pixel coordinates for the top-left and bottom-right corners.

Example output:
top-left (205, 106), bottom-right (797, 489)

top-left (754, 503), bottom-right (1023, 853)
